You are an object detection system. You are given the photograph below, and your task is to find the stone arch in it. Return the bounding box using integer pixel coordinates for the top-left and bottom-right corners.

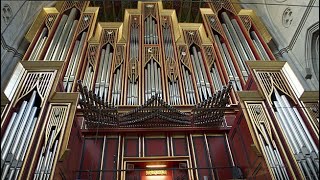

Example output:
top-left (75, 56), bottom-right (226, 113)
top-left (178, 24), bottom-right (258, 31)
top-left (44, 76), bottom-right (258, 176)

top-left (305, 22), bottom-right (319, 81)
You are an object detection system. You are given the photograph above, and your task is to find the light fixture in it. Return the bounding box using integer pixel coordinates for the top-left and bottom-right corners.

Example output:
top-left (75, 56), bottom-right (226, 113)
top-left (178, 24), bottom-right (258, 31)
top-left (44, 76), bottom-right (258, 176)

top-left (146, 164), bottom-right (167, 168)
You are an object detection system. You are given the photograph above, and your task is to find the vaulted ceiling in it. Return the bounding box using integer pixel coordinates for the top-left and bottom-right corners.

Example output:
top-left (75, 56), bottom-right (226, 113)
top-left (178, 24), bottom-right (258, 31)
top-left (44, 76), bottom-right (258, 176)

top-left (89, 0), bottom-right (211, 23)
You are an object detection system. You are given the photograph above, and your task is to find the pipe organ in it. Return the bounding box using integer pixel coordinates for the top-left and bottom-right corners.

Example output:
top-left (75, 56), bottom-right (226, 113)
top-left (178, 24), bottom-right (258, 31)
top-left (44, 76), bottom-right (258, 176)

top-left (1, 1), bottom-right (318, 180)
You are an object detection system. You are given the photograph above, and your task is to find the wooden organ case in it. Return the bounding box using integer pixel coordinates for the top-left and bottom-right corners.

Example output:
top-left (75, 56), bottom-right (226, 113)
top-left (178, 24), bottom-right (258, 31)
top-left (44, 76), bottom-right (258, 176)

top-left (1, 1), bottom-right (318, 180)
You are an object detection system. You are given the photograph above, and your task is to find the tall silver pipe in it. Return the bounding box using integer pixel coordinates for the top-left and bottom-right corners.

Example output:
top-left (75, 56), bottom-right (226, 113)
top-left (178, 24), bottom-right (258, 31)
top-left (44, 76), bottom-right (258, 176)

top-left (146, 17), bottom-right (150, 44)
top-left (51, 8), bottom-right (78, 61)
top-left (157, 67), bottom-right (162, 98)
top-left (12, 107), bottom-right (37, 160)
top-left (260, 124), bottom-right (289, 179)
top-left (2, 90), bottom-right (36, 161)
top-left (134, 83), bottom-right (138, 104)
top-left (214, 35), bottom-right (233, 77)
top-left (113, 69), bottom-right (119, 105)
top-left (1, 113), bottom-right (17, 151)
top-left (182, 67), bottom-right (190, 104)
top-left (47, 139), bottom-right (59, 180)
top-left (33, 37), bottom-right (48, 61)
top-left (154, 63), bottom-right (159, 94)
top-left (127, 81), bottom-right (131, 105)
top-left (1, 101), bottom-right (27, 158)
top-left (19, 117), bottom-right (37, 161)
top-left (64, 40), bottom-right (79, 90)
top-left (250, 31), bottom-right (270, 60)
top-left (151, 19), bottom-right (154, 44)
top-left (44, 15), bottom-right (68, 60)
top-left (29, 28), bottom-right (48, 61)
top-left (188, 74), bottom-right (195, 104)
top-left (221, 23), bottom-right (248, 75)
top-left (274, 90), bottom-right (309, 153)
top-left (67, 32), bottom-right (87, 92)
top-left (190, 54), bottom-right (203, 99)
top-left (155, 20), bottom-right (158, 44)
top-left (100, 44), bottom-right (111, 94)
top-left (95, 49), bottom-right (106, 94)
top-left (197, 51), bottom-right (212, 97)
top-left (145, 69), bottom-right (148, 100)
top-left (104, 52), bottom-right (113, 102)
top-left (252, 40), bottom-right (264, 60)
top-left (273, 101), bottom-right (300, 153)
top-left (117, 66), bottom-right (122, 105)
top-left (147, 63), bottom-right (152, 98)
top-left (231, 19), bottom-right (256, 60)
top-left (10, 103), bottom-right (37, 157)
top-left (221, 12), bottom-right (249, 62)
top-left (156, 67), bottom-right (162, 98)
top-left (59, 20), bottom-right (79, 61)
top-left (151, 60), bottom-right (155, 95)
top-left (280, 93), bottom-right (315, 154)
top-left (222, 43), bottom-right (242, 91)
top-left (191, 47), bottom-right (207, 99)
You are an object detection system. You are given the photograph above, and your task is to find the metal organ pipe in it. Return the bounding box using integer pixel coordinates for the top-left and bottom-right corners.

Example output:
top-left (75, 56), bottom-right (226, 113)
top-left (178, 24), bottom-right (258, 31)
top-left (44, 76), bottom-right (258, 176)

top-left (51, 8), bottom-right (78, 61)
top-left (230, 19), bottom-right (256, 60)
top-left (145, 59), bottom-right (162, 101)
top-left (144, 16), bottom-right (158, 44)
top-left (258, 123), bottom-right (290, 180)
top-left (273, 89), bottom-right (319, 179)
top-left (29, 28), bottom-right (48, 61)
top-left (182, 65), bottom-right (196, 104)
top-left (63, 31), bottom-right (87, 92)
top-left (128, 23), bottom-right (139, 105)
top-left (34, 129), bottom-right (59, 180)
top-left (250, 31), bottom-right (270, 60)
top-left (221, 42), bottom-right (242, 91)
top-left (44, 14), bottom-right (68, 60)
top-left (221, 24), bottom-right (248, 79)
top-left (44, 8), bottom-right (79, 61)
top-left (162, 24), bottom-right (181, 105)
top-left (1, 91), bottom-right (39, 180)
top-left (213, 35), bottom-right (241, 91)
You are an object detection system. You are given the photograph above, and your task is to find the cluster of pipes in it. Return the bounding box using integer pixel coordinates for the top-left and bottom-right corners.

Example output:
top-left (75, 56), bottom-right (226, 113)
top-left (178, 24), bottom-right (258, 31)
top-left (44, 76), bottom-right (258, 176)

top-left (95, 44), bottom-right (114, 103)
top-left (256, 119), bottom-right (290, 179)
top-left (44, 8), bottom-right (79, 61)
top-left (1, 91), bottom-right (39, 180)
top-left (273, 89), bottom-right (319, 179)
top-left (82, 64), bottom-right (94, 90)
top-left (145, 59), bottom-right (162, 101)
top-left (163, 25), bottom-right (181, 105)
top-left (29, 28), bottom-right (48, 61)
top-left (111, 65), bottom-right (123, 105)
top-left (190, 46), bottom-right (212, 101)
top-left (33, 128), bottom-right (59, 180)
top-left (181, 64), bottom-right (196, 105)
top-left (144, 16), bottom-right (158, 44)
top-left (209, 63), bottom-right (224, 92)
top-left (127, 24), bottom-right (139, 105)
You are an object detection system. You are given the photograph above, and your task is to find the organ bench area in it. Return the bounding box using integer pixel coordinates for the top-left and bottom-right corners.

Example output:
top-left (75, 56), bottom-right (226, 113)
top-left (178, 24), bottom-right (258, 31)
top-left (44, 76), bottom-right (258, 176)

top-left (0, 1), bottom-right (319, 180)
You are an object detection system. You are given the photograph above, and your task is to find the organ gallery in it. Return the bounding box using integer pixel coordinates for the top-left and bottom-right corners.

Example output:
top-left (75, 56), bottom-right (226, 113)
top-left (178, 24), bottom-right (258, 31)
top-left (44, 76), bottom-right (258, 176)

top-left (1, 1), bottom-right (319, 180)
